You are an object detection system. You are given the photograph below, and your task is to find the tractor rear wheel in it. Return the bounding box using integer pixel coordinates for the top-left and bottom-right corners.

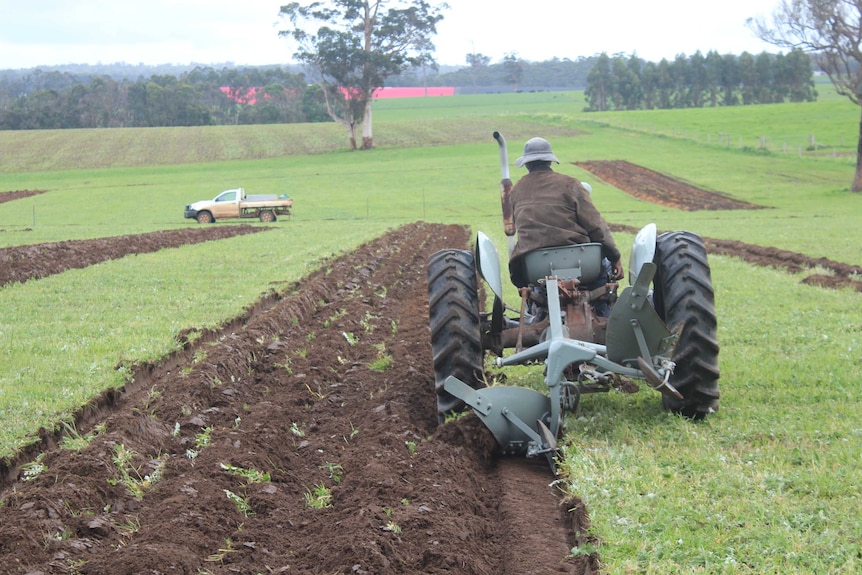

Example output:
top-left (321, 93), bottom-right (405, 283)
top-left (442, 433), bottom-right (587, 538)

top-left (653, 231), bottom-right (720, 418)
top-left (427, 249), bottom-right (485, 422)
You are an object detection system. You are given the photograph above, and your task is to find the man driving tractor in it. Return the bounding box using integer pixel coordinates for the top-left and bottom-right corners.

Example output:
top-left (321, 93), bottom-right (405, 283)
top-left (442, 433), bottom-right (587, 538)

top-left (507, 136), bottom-right (624, 316)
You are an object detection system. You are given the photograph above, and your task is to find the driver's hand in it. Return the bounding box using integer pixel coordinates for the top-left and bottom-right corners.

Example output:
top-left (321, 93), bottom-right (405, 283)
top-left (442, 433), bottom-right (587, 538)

top-left (611, 259), bottom-right (624, 281)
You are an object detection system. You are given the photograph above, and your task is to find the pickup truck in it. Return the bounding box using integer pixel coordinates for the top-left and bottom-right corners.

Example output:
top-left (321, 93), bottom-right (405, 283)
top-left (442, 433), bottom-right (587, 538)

top-left (184, 188), bottom-right (293, 223)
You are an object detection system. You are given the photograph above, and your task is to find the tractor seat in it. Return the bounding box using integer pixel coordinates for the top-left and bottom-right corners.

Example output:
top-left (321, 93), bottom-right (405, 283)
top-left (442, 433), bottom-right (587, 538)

top-left (521, 243), bottom-right (603, 285)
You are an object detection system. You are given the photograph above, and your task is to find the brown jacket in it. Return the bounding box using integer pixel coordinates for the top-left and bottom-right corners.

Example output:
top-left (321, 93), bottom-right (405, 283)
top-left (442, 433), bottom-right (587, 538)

top-left (508, 167), bottom-right (620, 287)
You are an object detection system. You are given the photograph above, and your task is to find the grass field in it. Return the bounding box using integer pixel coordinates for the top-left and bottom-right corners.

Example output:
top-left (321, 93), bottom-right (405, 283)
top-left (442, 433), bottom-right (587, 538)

top-left (1, 88), bottom-right (860, 573)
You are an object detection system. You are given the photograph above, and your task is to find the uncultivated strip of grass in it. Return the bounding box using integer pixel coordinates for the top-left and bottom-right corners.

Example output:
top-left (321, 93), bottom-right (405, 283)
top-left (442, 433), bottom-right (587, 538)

top-left (0, 90), bottom-right (860, 573)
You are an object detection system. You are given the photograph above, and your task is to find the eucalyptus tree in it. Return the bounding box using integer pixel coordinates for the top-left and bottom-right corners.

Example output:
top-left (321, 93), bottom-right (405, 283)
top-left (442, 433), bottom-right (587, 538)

top-left (584, 52), bottom-right (612, 111)
top-left (278, 0), bottom-right (447, 149)
top-left (502, 53), bottom-right (525, 92)
top-left (466, 52), bottom-right (490, 92)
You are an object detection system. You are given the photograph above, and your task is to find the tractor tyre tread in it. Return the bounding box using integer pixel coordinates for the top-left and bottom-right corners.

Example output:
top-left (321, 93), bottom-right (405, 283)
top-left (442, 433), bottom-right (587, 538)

top-left (653, 231), bottom-right (720, 418)
top-left (427, 249), bottom-right (485, 421)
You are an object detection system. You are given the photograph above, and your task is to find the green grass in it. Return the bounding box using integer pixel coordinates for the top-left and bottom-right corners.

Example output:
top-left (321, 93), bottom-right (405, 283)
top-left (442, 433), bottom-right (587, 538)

top-left (557, 255), bottom-right (861, 574)
top-left (1, 88), bottom-right (861, 573)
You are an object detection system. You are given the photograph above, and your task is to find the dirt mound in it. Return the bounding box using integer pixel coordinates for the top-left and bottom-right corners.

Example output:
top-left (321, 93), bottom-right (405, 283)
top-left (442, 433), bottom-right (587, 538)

top-left (0, 222), bottom-right (596, 575)
top-left (577, 160), bottom-right (763, 211)
top-left (0, 226), bottom-right (271, 287)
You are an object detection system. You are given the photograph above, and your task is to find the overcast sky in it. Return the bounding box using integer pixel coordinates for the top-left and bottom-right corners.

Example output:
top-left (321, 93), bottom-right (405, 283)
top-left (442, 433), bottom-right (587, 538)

top-left (0, 0), bottom-right (782, 70)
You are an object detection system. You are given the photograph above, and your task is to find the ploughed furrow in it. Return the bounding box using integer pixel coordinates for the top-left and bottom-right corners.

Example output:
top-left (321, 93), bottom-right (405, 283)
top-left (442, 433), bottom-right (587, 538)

top-left (0, 190), bottom-right (47, 204)
top-left (0, 225), bottom-right (270, 287)
top-left (0, 221), bottom-right (594, 575)
top-left (576, 160), bottom-right (764, 211)
top-left (611, 223), bottom-right (862, 292)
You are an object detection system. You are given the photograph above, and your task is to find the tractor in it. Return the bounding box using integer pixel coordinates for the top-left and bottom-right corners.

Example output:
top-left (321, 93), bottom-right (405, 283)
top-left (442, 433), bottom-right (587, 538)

top-left (427, 133), bottom-right (720, 470)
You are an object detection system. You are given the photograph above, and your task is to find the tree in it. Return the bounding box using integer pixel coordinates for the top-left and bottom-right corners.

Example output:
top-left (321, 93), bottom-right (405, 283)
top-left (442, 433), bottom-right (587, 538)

top-left (278, 1), bottom-right (447, 150)
top-left (466, 52), bottom-right (490, 92)
top-left (785, 49), bottom-right (818, 102)
top-left (584, 52), bottom-right (612, 111)
top-left (502, 53), bottom-right (524, 92)
top-left (737, 51), bottom-right (757, 105)
top-left (656, 58), bottom-right (674, 109)
top-left (749, 0), bottom-right (862, 191)
top-left (687, 51), bottom-right (707, 107)
top-left (704, 51), bottom-right (724, 107)
top-left (639, 61), bottom-right (658, 108)
top-left (719, 53), bottom-right (740, 106)
top-left (669, 54), bottom-right (690, 108)
top-left (610, 54), bottom-right (642, 110)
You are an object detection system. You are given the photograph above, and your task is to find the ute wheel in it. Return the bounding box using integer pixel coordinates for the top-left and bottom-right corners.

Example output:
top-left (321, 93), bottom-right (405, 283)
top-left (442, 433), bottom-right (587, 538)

top-left (259, 211), bottom-right (276, 223)
top-left (652, 231), bottom-right (720, 418)
top-left (196, 211), bottom-right (214, 224)
top-left (427, 249), bottom-right (485, 422)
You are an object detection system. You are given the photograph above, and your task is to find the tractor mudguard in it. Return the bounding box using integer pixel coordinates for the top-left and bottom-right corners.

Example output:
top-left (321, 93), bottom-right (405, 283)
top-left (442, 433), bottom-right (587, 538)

top-left (475, 231), bottom-right (505, 302)
top-left (629, 223), bottom-right (657, 286)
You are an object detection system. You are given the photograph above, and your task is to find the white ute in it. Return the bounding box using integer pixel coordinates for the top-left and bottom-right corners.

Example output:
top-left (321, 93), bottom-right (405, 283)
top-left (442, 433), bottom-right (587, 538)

top-left (184, 188), bottom-right (293, 223)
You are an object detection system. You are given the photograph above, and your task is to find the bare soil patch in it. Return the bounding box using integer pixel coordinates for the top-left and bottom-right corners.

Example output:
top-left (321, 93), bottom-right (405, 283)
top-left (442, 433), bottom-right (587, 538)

top-left (0, 226), bottom-right (271, 287)
top-left (588, 160), bottom-right (860, 291)
top-left (705, 237), bottom-right (862, 291)
top-left (611, 223), bottom-right (862, 292)
top-left (0, 222), bottom-right (596, 575)
top-left (576, 160), bottom-right (764, 211)
top-left (0, 189), bottom-right (48, 204)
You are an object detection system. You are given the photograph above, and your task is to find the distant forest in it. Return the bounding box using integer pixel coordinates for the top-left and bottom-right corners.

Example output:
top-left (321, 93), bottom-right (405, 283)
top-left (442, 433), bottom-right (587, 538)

top-left (0, 50), bottom-right (817, 130)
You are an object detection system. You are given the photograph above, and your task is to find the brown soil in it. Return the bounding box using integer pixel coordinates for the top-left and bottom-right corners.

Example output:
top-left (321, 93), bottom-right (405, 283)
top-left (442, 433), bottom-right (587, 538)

top-left (0, 189), bottom-right (48, 204)
top-left (0, 222), bottom-right (598, 575)
top-left (0, 226), bottom-right (271, 287)
top-left (705, 237), bottom-right (862, 292)
top-left (612, 226), bottom-right (862, 293)
top-left (576, 160), bottom-right (764, 211)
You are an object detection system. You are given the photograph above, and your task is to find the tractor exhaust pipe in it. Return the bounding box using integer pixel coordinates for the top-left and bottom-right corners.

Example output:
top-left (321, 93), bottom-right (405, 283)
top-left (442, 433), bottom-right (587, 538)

top-left (493, 132), bottom-right (515, 255)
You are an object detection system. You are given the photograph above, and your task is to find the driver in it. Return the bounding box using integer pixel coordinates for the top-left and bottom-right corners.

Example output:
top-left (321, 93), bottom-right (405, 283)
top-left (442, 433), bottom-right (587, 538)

top-left (508, 137), bottom-right (624, 312)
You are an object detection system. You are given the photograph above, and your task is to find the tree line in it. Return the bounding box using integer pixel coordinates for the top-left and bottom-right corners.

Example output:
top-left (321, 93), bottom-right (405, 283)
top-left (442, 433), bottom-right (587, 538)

top-left (0, 51), bottom-right (816, 130)
top-left (584, 50), bottom-right (817, 111)
top-left (0, 66), bottom-right (332, 130)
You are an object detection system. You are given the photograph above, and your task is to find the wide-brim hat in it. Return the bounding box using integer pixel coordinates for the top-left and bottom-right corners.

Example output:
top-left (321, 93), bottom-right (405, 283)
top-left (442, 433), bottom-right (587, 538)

top-left (515, 137), bottom-right (560, 167)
